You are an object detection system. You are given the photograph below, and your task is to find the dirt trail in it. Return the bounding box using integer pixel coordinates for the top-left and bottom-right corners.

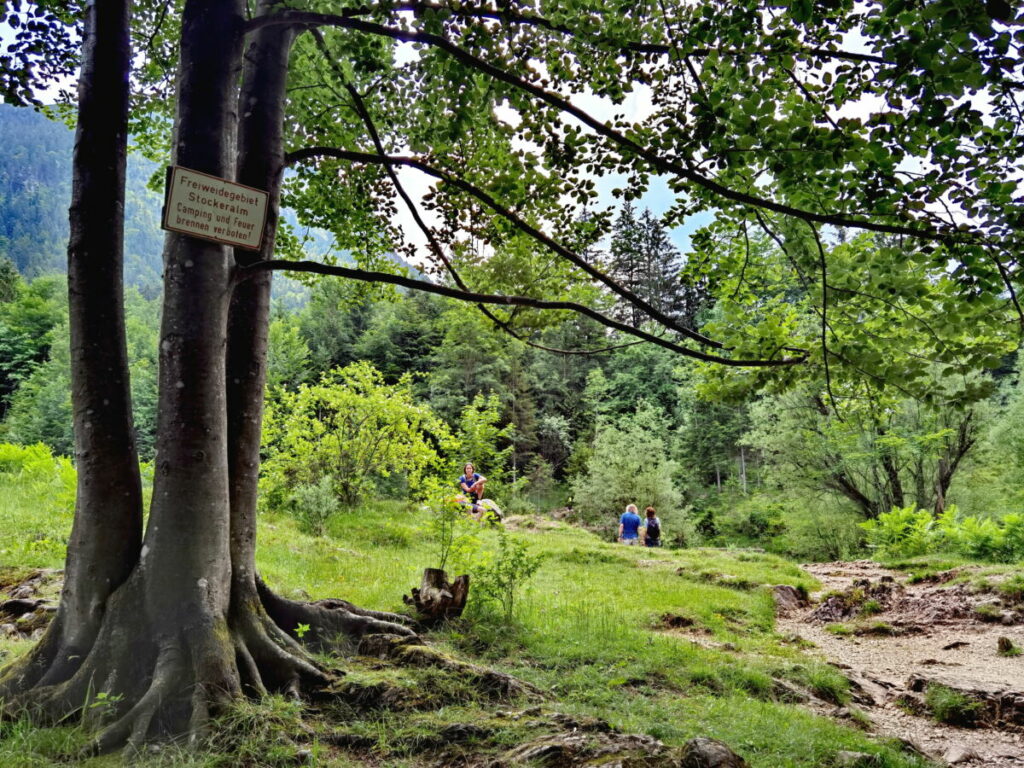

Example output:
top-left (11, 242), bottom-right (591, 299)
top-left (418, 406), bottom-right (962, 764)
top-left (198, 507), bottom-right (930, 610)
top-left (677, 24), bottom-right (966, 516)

top-left (779, 560), bottom-right (1024, 767)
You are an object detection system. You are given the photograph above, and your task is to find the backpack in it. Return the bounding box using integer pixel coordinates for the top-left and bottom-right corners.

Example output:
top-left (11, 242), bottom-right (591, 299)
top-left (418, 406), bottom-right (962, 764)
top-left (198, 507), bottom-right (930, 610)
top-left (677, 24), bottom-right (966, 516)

top-left (646, 518), bottom-right (661, 542)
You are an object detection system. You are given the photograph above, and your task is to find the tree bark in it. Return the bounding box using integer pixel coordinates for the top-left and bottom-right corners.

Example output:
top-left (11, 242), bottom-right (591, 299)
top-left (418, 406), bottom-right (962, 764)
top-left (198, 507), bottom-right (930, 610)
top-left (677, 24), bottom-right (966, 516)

top-left (225, 6), bottom-right (412, 697)
top-left (824, 466), bottom-right (879, 519)
top-left (913, 455), bottom-right (929, 510)
top-left (933, 411), bottom-right (976, 517)
top-left (227, 4), bottom-right (295, 592)
top-left (225, 8), bottom-right (308, 695)
top-left (2, 0), bottom-right (247, 746)
top-left (880, 449), bottom-right (904, 511)
top-left (0, 0), bottom-right (141, 696)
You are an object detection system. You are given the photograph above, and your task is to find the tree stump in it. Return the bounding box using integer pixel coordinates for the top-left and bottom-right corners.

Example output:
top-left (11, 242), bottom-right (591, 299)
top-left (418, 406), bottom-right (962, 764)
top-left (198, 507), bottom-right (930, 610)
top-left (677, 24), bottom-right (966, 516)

top-left (403, 568), bottom-right (469, 626)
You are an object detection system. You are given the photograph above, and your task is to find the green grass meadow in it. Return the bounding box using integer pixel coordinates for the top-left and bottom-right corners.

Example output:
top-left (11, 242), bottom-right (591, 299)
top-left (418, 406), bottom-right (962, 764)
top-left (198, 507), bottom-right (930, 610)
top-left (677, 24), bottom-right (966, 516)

top-left (0, 458), bottom-right (931, 767)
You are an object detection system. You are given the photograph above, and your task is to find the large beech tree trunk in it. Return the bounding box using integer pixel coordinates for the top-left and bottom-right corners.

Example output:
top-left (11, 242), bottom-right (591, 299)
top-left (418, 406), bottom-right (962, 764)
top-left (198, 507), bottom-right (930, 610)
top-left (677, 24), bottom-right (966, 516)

top-left (0, 0), bottom-right (142, 695)
top-left (1, 0), bottom-right (249, 744)
top-left (225, 5), bottom-right (317, 700)
top-left (2, 0), bottom-right (413, 748)
top-left (225, 3), bottom-right (412, 697)
top-left (15, 0), bottom-right (255, 747)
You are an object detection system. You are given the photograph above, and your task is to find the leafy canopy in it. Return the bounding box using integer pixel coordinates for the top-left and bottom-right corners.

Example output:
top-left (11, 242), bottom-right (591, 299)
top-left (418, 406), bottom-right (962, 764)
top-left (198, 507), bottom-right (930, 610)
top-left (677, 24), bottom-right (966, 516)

top-left (7, 0), bottom-right (1022, 377)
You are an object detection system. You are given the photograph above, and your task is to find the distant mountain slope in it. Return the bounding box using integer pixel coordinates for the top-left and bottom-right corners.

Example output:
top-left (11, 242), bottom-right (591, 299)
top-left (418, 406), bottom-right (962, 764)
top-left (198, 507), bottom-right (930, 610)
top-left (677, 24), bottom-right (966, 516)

top-left (0, 104), bottom-right (166, 291)
top-left (0, 104), bottom-right (420, 296)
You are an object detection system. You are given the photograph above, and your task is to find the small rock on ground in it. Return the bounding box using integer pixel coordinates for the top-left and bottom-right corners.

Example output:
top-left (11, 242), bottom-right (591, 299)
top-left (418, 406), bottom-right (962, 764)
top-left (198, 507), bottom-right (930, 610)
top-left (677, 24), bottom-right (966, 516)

top-left (835, 751), bottom-right (879, 767)
top-left (679, 737), bottom-right (749, 768)
top-left (773, 585), bottom-right (807, 615)
top-left (943, 745), bottom-right (981, 764)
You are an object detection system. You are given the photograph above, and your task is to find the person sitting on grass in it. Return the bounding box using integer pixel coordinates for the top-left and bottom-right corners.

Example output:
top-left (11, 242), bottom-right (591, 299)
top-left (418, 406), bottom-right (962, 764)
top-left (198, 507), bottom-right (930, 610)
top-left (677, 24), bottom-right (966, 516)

top-left (643, 506), bottom-right (662, 547)
top-left (618, 503), bottom-right (642, 545)
top-left (458, 462), bottom-right (487, 518)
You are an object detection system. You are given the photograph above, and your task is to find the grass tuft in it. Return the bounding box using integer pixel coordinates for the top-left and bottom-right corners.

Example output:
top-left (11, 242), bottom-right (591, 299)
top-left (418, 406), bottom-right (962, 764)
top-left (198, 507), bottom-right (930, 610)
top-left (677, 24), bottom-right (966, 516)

top-left (924, 684), bottom-right (982, 726)
top-left (998, 575), bottom-right (1024, 604)
top-left (859, 599), bottom-right (883, 616)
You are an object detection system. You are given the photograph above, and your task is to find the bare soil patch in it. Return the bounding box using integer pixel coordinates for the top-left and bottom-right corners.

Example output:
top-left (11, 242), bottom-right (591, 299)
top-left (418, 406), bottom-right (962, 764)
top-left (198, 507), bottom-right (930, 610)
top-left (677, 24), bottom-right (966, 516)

top-left (779, 560), bottom-right (1024, 767)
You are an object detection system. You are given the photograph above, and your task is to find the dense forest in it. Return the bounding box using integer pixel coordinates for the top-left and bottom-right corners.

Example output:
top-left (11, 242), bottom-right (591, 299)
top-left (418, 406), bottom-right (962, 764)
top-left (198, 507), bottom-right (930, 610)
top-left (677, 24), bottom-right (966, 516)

top-left (0, 105), bottom-right (165, 289)
top-left (2, 106), bottom-right (1023, 562)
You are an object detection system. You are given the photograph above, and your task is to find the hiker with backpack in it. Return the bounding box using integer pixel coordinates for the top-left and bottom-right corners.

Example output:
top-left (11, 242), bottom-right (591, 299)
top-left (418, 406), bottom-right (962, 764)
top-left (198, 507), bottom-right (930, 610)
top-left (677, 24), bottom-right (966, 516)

top-left (642, 506), bottom-right (662, 547)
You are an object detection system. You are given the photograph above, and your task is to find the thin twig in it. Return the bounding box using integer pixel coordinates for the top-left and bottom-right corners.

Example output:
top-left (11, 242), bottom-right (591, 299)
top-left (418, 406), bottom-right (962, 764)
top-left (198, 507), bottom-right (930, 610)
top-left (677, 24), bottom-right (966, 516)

top-left (145, 0), bottom-right (173, 51)
top-left (807, 222), bottom-right (843, 420)
top-left (987, 248), bottom-right (1024, 328)
top-left (730, 217), bottom-right (752, 301)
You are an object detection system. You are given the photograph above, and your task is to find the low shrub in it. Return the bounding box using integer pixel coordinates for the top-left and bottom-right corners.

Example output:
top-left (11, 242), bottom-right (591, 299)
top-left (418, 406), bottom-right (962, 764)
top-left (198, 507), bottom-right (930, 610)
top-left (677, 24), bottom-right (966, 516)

top-left (765, 502), bottom-right (863, 561)
top-left (737, 505), bottom-right (786, 540)
top-left (862, 505), bottom-right (1024, 563)
top-left (860, 506), bottom-right (935, 558)
top-left (471, 530), bottom-right (542, 624)
top-left (288, 477), bottom-right (340, 536)
top-left (421, 489), bottom-right (480, 572)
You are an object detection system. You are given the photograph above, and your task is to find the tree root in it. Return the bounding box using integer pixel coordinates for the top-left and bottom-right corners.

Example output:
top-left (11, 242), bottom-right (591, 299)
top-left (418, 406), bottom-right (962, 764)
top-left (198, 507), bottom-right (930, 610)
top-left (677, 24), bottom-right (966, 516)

top-left (256, 576), bottom-right (417, 651)
top-left (93, 643), bottom-right (185, 753)
top-left (230, 603), bottom-right (333, 698)
top-left (357, 633), bottom-right (539, 699)
top-left (0, 575), bottom-right (329, 751)
top-left (1, 572), bottom-right (424, 753)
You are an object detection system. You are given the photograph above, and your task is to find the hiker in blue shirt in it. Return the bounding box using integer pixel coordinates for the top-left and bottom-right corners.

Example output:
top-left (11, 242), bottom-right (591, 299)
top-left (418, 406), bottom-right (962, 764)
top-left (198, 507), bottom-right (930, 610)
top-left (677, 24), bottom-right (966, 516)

top-left (458, 463), bottom-right (486, 502)
top-left (618, 504), bottom-right (642, 545)
top-left (457, 462), bottom-right (487, 519)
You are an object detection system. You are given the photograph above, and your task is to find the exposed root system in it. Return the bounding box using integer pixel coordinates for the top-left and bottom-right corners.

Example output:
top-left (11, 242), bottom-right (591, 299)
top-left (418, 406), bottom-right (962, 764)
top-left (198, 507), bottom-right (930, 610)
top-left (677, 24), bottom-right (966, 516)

top-left (0, 569), bottom-right (418, 754)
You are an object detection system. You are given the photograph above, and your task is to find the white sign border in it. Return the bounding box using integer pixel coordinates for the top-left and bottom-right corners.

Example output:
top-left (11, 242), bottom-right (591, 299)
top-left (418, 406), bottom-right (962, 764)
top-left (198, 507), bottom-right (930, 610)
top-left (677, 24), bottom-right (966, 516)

top-left (161, 165), bottom-right (270, 252)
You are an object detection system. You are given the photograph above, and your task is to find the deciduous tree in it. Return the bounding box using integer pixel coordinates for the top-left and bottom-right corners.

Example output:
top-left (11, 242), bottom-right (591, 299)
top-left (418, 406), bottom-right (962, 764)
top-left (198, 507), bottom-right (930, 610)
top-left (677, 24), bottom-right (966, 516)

top-left (2, 0), bottom-right (1021, 748)
top-left (261, 361), bottom-right (452, 508)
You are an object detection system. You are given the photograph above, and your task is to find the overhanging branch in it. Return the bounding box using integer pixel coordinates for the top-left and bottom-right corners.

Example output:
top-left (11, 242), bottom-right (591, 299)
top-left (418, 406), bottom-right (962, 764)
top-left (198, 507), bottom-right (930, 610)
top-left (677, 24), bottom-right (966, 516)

top-left (246, 3), bottom-right (889, 65)
top-left (269, 11), bottom-right (951, 242)
top-left (287, 145), bottom-right (728, 349)
top-left (313, 34), bottom-right (631, 357)
top-left (240, 259), bottom-right (808, 367)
